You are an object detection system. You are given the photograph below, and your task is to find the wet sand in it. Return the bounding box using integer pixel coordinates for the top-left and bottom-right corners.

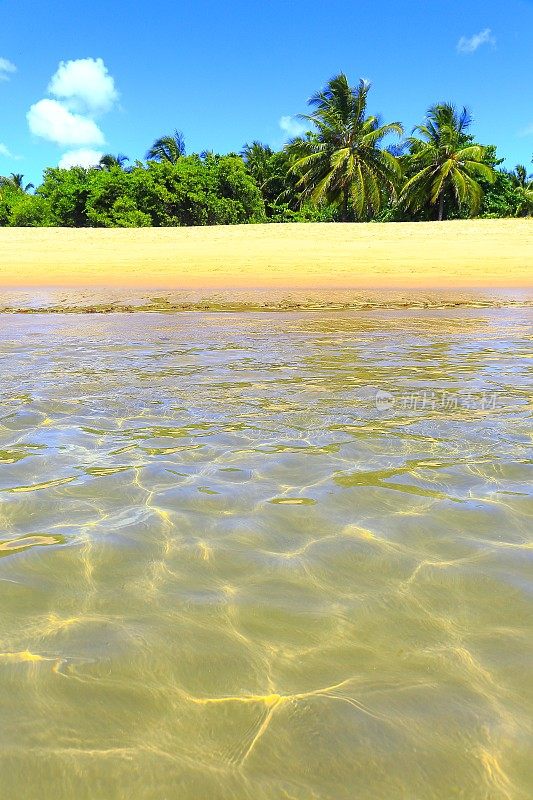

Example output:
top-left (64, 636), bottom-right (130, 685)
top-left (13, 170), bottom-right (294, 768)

top-left (1, 219), bottom-right (531, 291)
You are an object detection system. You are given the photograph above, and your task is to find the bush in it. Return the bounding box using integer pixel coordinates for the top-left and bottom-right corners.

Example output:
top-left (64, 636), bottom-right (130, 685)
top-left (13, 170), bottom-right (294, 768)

top-left (267, 202), bottom-right (338, 222)
top-left (36, 157), bottom-right (265, 227)
top-left (480, 172), bottom-right (523, 218)
top-left (9, 195), bottom-right (53, 226)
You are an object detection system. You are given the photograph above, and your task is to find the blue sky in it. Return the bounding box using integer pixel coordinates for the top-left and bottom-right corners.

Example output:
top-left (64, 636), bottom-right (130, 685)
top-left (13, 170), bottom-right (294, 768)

top-left (1, 0), bottom-right (532, 185)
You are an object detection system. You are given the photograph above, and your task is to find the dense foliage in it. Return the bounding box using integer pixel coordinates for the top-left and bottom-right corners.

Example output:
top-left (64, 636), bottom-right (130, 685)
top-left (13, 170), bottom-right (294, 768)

top-left (1, 74), bottom-right (531, 226)
top-left (1, 156), bottom-right (265, 227)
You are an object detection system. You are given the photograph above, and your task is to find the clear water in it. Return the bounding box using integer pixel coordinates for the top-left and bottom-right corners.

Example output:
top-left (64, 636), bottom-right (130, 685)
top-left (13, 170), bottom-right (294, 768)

top-left (0, 309), bottom-right (532, 799)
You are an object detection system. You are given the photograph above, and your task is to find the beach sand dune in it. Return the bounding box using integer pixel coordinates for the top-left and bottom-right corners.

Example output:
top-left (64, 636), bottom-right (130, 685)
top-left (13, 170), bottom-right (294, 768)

top-left (0, 219), bottom-right (531, 290)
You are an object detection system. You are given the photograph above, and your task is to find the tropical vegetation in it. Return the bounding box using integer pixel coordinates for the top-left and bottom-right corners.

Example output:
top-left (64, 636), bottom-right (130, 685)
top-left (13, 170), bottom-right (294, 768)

top-left (399, 104), bottom-right (496, 221)
top-left (1, 73), bottom-right (531, 227)
top-left (286, 75), bottom-right (403, 221)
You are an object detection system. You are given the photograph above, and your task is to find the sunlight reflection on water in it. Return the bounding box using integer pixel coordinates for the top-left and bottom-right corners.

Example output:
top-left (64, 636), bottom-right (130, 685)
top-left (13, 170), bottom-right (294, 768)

top-left (0, 307), bottom-right (531, 799)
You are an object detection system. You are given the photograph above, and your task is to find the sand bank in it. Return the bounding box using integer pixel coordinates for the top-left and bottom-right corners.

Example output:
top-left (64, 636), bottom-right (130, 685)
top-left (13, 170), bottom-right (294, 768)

top-left (0, 219), bottom-right (531, 291)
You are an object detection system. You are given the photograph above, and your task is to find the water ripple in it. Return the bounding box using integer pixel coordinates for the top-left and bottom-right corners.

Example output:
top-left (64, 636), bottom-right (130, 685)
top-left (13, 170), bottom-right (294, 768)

top-left (0, 308), bottom-right (531, 799)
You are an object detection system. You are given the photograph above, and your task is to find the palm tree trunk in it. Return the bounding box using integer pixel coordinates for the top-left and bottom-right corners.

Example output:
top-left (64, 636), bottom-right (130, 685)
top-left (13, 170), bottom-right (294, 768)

top-left (437, 193), bottom-right (444, 221)
top-left (341, 187), bottom-right (349, 222)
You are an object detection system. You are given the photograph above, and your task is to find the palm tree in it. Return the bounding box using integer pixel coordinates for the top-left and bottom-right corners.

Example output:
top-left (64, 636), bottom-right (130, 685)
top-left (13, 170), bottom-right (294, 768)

top-left (241, 142), bottom-right (300, 213)
top-left (512, 164), bottom-right (528, 188)
top-left (0, 173), bottom-right (34, 192)
top-left (400, 104), bottom-right (495, 220)
top-left (146, 130), bottom-right (186, 163)
top-left (98, 153), bottom-right (129, 170)
top-left (241, 141), bottom-right (274, 188)
top-left (509, 164), bottom-right (533, 216)
top-left (285, 74), bottom-right (403, 221)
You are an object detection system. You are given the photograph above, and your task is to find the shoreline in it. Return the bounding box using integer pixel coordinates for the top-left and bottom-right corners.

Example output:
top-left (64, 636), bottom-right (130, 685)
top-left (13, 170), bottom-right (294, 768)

top-left (0, 220), bottom-right (531, 296)
top-left (0, 287), bottom-right (531, 315)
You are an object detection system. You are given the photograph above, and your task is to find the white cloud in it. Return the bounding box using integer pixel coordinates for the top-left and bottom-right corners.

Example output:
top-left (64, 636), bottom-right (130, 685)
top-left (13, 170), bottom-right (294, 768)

top-left (279, 115), bottom-right (307, 139)
top-left (0, 57), bottom-right (16, 81)
top-left (26, 58), bottom-right (117, 153)
top-left (58, 149), bottom-right (103, 169)
top-left (0, 143), bottom-right (21, 159)
top-left (457, 28), bottom-right (495, 54)
top-left (48, 57), bottom-right (118, 114)
top-left (27, 99), bottom-right (105, 146)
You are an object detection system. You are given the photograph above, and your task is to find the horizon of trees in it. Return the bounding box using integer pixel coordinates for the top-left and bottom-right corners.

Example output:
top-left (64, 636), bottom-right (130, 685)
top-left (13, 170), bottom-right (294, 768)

top-left (1, 73), bottom-right (532, 228)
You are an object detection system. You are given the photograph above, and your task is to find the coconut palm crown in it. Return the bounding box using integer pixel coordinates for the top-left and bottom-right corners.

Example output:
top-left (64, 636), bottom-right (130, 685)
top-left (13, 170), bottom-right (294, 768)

top-left (509, 164), bottom-right (533, 216)
top-left (400, 104), bottom-right (495, 220)
top-left (241, 141), bottom-right (274, 189)
top-left (99, 153), bottom-right (130, 170)
top-left (146, 130), bottom-right (186, 163)
top-left (285, 74), bottom-right (403, 220)
top-left (0, 173), bottom-right (34, 192)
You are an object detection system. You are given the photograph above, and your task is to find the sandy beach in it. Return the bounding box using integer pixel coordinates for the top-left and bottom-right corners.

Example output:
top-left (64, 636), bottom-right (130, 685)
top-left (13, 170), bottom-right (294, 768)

top-left (1, 219), bottom-right (531, 290)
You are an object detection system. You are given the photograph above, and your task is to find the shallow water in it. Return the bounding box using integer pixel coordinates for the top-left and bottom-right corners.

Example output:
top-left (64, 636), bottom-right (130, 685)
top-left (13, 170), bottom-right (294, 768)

top-left (0, 309), bottom-right (532, 800)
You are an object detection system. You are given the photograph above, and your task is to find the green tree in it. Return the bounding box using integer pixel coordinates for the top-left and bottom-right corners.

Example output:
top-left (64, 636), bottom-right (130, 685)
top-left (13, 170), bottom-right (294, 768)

top-left (479, 171), bottom-right (520, 218)
top-left (0, 182), bottom-right (22, 225)
top-left (285, 74), bottom-right (403, 221)
top-left (38, 167), bottom-right (92, 226)
top-left (136, 155), bottom-right (265, 226)
top-left (85, 166), bottom-right (137, 226)
top-left (9, 195), bottom-right (52, 226)
top-left (0, 178), bottom-right (51, 226)
top-left (400, 104), bottom-right (495, 220)
top-left (35, 155), bottom-right (265, 227)
top-left (146, 130), bottom-right (186, 163)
